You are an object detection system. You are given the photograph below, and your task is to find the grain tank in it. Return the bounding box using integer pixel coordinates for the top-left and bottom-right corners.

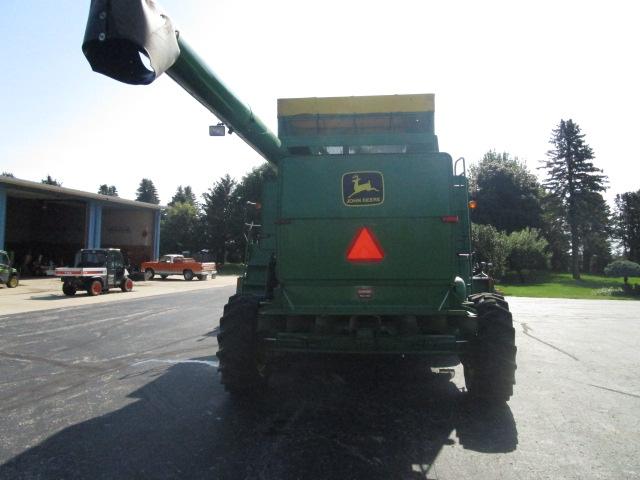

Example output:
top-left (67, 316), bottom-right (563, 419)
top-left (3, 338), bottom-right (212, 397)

top-left (82, 0), bottom-right (516, 402)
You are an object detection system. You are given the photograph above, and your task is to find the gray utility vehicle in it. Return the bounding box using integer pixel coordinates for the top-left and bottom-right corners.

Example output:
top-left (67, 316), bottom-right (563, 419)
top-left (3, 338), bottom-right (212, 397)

top-left (55, 248), bottom-right (133, 296)
top-left (0, 250), bottom-right (19, 288)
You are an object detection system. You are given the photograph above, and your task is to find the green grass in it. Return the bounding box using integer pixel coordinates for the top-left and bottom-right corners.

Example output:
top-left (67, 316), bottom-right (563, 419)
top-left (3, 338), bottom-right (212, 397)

top-left (497, 272), bottom-right (640, 300)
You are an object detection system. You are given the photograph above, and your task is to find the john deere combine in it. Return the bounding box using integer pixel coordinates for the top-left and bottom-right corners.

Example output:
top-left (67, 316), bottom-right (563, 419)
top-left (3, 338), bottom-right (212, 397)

top-left (82, 0), bottom-right (516, 402)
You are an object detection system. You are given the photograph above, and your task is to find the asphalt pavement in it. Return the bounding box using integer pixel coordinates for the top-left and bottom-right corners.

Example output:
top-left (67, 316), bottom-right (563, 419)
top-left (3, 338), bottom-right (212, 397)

top-left (0, 290), bottom-right (639, 479)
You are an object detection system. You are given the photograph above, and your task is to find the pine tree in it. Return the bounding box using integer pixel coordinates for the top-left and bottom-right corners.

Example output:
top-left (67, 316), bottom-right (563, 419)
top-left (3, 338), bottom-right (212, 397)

top-left (135, 178), bottom-right (160, 204)
top-left (41, 175), bottom-right (62, 186)
top-left (541, 119), bottom-right (607, 279)
top-left (169, 185), bottom-right (197, 206)
top-left (614, 190), bottom-right (640, 263)
top-left (98, 184), bottom-right (118, 196)
top-left (183, 186), bottom-right (197, 205)
top-left (201, 175), bottom-right (238, 262)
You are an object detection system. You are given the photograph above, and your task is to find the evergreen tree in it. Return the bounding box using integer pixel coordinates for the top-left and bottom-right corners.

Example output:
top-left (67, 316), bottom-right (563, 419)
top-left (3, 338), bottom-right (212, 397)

top-left (578, 192), bottom-right (612, 273)
top-left (201, 175), bottom-right (238, 263)
top-left (614, 190), bottom-right (640, 263)
top-left (41, 175), bottom-right (62, 186)
top-left (169, 186), bottom-right (186, 206)
top-left (169, 185), bottom-right (197, 206)
top-left (98, 184), bottom-right (118, 196)
top-left (183, 186), bottom-right (197, 205)
top-left (160, 202), bottom-right (201, 254)
top-left (539, 193), bottom-right (571, 271)
top-left (470, 151), bottom-right (543, 233)
top-left (1, 172), bottom-right (14, 177)
top-left (541, 119), bottom-right (607, 279)
top-left (135, 178), bottom-right (160, 204)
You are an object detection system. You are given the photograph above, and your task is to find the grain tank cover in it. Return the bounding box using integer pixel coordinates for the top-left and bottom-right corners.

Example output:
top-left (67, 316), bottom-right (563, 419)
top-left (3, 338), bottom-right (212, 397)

top-left (277, 94), bottom-right (438, 153)
top-left (82, 0), bottom-right (180, 85)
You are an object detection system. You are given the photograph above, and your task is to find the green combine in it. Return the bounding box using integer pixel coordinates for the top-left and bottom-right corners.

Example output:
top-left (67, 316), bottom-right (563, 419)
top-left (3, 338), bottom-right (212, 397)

top-left (82, 0), bottom-right (516, 402)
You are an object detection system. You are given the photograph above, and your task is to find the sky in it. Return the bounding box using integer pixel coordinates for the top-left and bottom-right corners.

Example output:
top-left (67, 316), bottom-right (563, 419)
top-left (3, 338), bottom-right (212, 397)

top-left (1, 0), bottom-right (639, 206)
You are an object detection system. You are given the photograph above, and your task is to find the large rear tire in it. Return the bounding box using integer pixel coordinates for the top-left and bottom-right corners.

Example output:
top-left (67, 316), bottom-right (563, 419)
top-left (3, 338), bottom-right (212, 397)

top-left (216, 295), bottom-right (267, 396)
top-left (463, 293), bottom-right (517, 403)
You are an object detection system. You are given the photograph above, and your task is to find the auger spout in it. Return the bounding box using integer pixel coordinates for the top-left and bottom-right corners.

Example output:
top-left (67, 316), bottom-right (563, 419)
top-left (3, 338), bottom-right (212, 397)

top-left (82, 0), bottom-right (285, 164)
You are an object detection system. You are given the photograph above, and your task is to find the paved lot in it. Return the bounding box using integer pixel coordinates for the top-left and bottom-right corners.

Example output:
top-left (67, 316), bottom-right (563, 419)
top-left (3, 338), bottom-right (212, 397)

top-left (0, 275), bottom-right (238, 315)
top-left (0, 292), bottom-right (639, 479)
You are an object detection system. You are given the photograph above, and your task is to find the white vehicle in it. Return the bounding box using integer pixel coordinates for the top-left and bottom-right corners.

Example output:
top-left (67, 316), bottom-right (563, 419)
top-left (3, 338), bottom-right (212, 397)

top-left (55, 248), bottom-right (133, 296)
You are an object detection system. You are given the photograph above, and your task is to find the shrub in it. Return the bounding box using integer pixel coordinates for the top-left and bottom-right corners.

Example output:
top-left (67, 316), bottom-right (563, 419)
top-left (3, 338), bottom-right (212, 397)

top-left (471, 224), bottom-right (509, 278)
top-left (505, 228), bottom-right (551, 282)
top-left (604, 259), bottom-right (640, 285)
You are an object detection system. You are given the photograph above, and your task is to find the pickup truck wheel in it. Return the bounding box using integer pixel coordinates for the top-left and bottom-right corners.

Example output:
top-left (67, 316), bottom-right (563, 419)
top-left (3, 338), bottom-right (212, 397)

top-left (62, 282), bottom-right (76, 296)
top-left (7, 275), bottom-right (18, 288)
top-left (88, 279), bottom-right (102, 296)
top-left (183, 270), bottom-right (194, 281)
top-left (144, 268), bottom-right (154, 281)
top-left (120, 277), bottom-right (134, 292)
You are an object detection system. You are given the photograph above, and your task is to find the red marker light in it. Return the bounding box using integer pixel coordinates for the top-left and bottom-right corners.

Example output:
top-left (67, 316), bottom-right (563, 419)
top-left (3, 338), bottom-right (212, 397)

top-left (347, 227), bottom-right (385, 262)
top-left (441, 215), bottom-right (460, 223)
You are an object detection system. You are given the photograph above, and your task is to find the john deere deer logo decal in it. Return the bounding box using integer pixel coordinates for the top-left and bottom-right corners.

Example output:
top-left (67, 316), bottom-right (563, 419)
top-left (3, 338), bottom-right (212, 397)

top-left (342, 171), bottom-right (384, 206)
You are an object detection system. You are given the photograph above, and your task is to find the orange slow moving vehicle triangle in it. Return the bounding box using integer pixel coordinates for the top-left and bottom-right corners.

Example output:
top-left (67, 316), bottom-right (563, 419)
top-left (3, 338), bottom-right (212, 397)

top-left (347, 227), bottom-right (385, 262)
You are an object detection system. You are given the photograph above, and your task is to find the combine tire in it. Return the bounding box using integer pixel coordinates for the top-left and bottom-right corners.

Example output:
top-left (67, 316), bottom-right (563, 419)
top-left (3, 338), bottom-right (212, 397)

top-left (216, 295), bottom-right (266, 396)
top-left (183, 270), bottom-right (194, 281)
top-left (88, 279), bottom-right (102, 296)
top-left (120, 277), bottom-right (134, 292)
top-left (7, 275), bottom-right (18, 288)
top-left (463, 293), bottom-right (517, 403)
top-left (62, 282), bottom-right (76, 296)
top-left (144, 268), bottom-right (155, 281)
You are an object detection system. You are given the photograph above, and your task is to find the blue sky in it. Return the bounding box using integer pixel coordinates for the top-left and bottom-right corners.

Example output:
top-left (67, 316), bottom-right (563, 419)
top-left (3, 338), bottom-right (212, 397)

top-left (1, 0), bottom-right (639, 205)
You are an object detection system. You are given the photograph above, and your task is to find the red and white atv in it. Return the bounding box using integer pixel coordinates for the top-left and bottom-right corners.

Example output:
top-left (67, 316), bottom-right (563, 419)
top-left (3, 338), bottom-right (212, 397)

top-left (55, 248), bottom-right (133, 296)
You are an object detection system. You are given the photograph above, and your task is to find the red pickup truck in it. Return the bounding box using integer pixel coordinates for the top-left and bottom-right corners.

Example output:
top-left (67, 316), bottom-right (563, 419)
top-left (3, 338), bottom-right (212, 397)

top-left (141, 254), bottom-right (217, 281)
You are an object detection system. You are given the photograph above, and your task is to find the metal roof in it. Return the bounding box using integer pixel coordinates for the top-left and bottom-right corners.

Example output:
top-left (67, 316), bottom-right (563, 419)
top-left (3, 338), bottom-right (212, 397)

top-left (0, 175), bottom-right (163, 210)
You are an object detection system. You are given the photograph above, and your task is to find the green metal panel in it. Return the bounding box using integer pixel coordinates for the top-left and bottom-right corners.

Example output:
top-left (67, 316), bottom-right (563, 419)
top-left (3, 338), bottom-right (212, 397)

top-left (266, 152), bottom-right (463, 314)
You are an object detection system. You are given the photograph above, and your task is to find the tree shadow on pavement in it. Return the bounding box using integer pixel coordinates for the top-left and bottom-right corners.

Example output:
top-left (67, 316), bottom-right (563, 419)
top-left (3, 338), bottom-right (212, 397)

top-left (0, 356), bottom-right (517, 480)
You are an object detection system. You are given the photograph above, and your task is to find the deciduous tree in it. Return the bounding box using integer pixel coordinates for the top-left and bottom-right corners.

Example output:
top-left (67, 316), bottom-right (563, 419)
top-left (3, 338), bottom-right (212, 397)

top-left (505, 228), bottom-right (551, 282)
top-left (470, 151), bottom-right (543, 233)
